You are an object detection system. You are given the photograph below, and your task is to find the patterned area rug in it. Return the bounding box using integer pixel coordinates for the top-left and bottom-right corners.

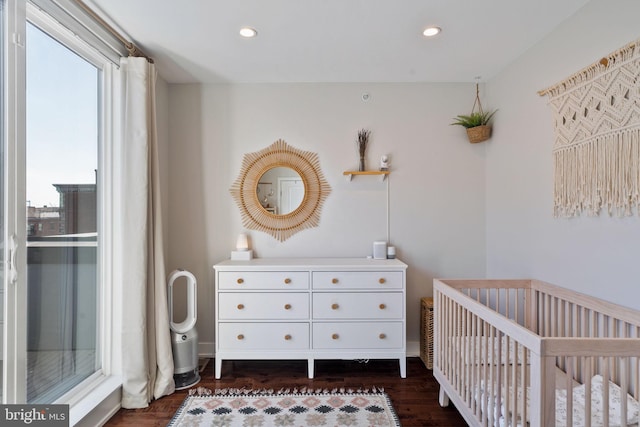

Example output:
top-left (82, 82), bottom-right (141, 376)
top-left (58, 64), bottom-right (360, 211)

top-left (168, 386), bottom-right (401, 426)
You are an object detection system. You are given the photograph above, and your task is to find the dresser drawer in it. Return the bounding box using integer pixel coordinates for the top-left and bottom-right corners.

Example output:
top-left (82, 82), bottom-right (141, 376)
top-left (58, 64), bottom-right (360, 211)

top-left (313, 292), bottom-right (403, 319)
top-left (218, 293), bottom-right (309, 320)
top-left (219, 322), bottom-right (309, 350)
top-left (313, 322), bottom-right (403, 349)
top-left (312, 271), bottom-right (403, 290)
top-left (218, 271), bottom-right (309, 290)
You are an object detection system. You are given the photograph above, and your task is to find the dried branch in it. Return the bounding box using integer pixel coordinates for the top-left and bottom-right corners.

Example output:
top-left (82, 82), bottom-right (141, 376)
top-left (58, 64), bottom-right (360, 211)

top-left (357, 129), bottom-right (370, 157)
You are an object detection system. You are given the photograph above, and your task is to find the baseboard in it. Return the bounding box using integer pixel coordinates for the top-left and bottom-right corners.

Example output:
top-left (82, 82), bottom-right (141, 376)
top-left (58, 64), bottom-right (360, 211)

top-left (199, 341), bottom-right (214, 358)
top-left (407, 340), bottom-right (420, 357)
top-left (200, 341), bottom-right (420, 360)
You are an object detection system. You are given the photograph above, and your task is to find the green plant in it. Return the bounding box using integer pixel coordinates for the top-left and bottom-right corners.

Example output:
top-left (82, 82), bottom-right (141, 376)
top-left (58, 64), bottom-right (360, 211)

top-left (451, 110), bottom-right (497, 128)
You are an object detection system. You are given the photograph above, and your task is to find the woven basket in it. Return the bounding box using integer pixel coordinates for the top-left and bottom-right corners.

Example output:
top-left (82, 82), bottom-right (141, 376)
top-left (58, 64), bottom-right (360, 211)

top-left (466, 125), bottom-right (492, 143)
top-left (420, 297), bottom-right (434, 369)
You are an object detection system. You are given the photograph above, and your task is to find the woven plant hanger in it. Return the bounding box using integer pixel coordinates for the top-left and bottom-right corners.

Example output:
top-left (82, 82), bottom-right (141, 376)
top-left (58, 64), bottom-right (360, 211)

top-left (467, 82), bottom-right (492, 143)
top-left (471, 82), bottom-right (484, 116)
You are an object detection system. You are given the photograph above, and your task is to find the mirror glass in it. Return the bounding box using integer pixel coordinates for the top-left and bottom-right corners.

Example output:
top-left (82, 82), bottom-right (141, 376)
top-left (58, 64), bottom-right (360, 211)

top-left (256, 167), bottom-right (305, 215)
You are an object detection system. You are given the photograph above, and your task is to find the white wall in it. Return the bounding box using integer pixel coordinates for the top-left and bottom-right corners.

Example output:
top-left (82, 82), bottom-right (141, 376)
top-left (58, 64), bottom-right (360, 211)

top-left (167, 82), bottom-right (487, 353)
top-left (165, 0), bottom-right (640, 356)
top-left (486, 0), bottom-right (640, 310)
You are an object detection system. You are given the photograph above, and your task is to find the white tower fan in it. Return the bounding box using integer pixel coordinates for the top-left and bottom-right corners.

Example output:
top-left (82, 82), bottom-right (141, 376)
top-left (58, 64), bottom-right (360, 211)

top-left (168, 269), bottom-right (201, 390)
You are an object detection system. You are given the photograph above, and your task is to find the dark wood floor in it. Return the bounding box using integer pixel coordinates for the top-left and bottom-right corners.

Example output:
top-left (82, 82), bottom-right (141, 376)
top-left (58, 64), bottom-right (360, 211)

top-left (105, 357), bottom-right (467, 426)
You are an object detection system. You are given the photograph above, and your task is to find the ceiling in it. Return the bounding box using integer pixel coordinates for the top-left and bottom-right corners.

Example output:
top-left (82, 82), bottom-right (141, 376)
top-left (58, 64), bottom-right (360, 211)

top-left (87, 0), bottom-right (589, 84)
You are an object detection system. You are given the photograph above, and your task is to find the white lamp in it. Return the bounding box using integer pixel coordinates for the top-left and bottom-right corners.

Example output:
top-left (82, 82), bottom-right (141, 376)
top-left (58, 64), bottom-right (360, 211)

top-left (236, 233), bottom-right (249, 251)
top-left (231, 233), bottom-right (253, 260)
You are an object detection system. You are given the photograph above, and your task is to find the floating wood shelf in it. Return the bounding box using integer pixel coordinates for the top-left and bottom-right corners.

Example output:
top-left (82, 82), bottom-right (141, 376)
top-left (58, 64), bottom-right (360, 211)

top-left (343, 170), bottom-right (390, 181)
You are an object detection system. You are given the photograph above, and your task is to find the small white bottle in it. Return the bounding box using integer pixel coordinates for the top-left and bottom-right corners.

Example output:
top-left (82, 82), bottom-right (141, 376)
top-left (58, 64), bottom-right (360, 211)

top-left (387, 246), bottom-right (396, 259)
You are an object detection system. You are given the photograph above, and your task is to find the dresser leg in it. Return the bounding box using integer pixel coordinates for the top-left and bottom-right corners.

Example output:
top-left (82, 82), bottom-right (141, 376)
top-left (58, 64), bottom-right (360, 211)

top-left (215, 358), bottom-right (222, 379)
top-left (399, 357), bottom-right (406, 378)
top-left (308, 359), bottom-right (314, 379)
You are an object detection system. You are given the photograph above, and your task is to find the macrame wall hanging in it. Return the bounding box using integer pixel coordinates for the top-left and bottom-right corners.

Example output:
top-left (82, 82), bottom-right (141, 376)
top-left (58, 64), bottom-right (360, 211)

top-left (539, 38), bottom-right (640, 218)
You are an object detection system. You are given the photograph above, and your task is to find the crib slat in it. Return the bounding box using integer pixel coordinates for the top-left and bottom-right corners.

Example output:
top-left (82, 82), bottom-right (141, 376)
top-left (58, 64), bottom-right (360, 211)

top-left (500, 333), bottom-right (508, 426)
top-left (482, 321), bottom-right (489, 427)
top-left (505, 289), bottom-right (510, 320)
top-left (603, 358), bottom-right (610, 427)
top-left (456, 303), bottom-right (462, 395)
top-left (521, 346), bottom-right (527, 427)
top-left (545, 294), bottom-right (551, 337)
top-left (509, 336), bottom-right (518, 425)
top-left (465, 308), bottom-right (471, 406)
top-left (566, 360), bottom-right (574, 427)
top-left (471, 313), bottom-right (478, 416)
top-left (621, 358), bottom-right (629, 427)
top-left (585, 360), bottom-right (592, 427)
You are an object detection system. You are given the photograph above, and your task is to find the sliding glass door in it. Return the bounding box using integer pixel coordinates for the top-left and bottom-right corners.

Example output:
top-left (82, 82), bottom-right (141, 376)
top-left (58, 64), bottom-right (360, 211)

top-left (2, 0), bottom-right (114, 404)
top-left (25, 22), bottom-right (100, 403)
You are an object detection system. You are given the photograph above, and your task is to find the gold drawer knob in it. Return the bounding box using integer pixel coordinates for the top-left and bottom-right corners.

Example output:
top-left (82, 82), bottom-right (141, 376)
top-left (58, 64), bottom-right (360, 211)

top-left (237, 278), bottom-right (244, 284)
top-left (379, 333), bottom-right (387, 339)
top-left (284, 278), bottom-right (292, 284)
top-left (237, 304), bottom-right (245, 310)
top-left (331, 303), bottom-right (339, 310)
top-left (379, 278), bottom-right (386, 284)
top-left (379, 303), bottom-right (386, 310)
top-left (331, 278), bottom-right (339, 284)
top-left (284, 304), bottom-right (292, 310)
top-left (332, 333), bottom-right (339, 340)
top-left (284, 334), bottom-right (292, 340)
top-left (237, 334), bottom-right (244, 340)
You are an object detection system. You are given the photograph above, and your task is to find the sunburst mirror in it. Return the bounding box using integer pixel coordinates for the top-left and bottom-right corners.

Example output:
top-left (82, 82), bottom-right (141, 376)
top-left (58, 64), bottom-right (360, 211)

top-left (230, 139), bottom-right (331, 241)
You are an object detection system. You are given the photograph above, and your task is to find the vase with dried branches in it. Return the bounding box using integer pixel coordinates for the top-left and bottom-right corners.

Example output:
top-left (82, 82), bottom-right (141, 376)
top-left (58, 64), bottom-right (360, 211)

top-left (357, 129), bottom-right (370, 171)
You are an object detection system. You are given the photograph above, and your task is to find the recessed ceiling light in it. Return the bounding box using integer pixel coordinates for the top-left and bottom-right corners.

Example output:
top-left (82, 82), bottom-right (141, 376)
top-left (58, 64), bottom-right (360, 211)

top-left (239, 27), bottom-right (257, 38)
top-left (423, 26), bottom-right (441, 37)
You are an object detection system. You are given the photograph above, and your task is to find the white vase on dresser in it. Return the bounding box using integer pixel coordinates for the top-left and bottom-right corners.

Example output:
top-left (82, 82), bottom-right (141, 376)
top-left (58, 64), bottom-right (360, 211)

top-left (213, 258), bottom-right (408, 379)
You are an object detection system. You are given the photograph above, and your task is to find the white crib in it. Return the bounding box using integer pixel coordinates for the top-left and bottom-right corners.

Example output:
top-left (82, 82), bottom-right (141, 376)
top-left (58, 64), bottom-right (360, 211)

top-left (433, 279), bottom-right (640, 427)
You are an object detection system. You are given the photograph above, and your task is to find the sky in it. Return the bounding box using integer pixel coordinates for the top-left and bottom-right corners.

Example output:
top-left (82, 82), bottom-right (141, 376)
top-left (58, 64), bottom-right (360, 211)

top-left (26, 23), bottom-right (98, 207)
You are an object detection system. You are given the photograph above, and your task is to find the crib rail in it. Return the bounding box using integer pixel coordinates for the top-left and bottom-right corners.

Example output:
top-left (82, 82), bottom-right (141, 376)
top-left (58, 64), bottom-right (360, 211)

top-left (434, 279), bottom-right (640, 427)
top-left (532, 280), bottom-right (640, 399)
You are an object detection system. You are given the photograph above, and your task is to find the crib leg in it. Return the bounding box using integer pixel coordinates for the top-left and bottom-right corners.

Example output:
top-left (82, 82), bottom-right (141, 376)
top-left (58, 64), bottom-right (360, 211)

top-left (438, 387), bottom-right (450, 407)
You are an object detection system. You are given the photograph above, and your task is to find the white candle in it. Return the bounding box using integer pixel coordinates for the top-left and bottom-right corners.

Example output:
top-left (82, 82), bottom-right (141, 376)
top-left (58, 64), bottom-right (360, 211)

top-left (236, 233), bottom-right (249, 251)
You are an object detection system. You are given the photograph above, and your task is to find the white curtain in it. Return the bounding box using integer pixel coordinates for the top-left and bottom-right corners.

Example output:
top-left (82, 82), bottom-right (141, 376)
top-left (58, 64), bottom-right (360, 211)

top-left (120, 57), bottom-right (175, 408)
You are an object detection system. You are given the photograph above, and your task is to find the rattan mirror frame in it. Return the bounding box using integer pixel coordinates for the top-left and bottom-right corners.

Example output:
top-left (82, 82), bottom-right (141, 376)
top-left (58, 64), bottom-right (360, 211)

top-left (230, 139), bottom-right (331, 241)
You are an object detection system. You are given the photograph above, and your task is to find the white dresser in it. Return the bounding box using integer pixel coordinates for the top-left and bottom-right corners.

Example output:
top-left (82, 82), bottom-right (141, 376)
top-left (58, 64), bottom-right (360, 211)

top-left (213, 258), bottom-right (407, 379)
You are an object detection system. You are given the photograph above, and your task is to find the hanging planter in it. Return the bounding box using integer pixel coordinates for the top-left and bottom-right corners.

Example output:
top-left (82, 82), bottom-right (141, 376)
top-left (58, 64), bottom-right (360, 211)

top-left (466, 124), bottom-right (492, 143)
top-left (451, 82), bottom-right (497, 144)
